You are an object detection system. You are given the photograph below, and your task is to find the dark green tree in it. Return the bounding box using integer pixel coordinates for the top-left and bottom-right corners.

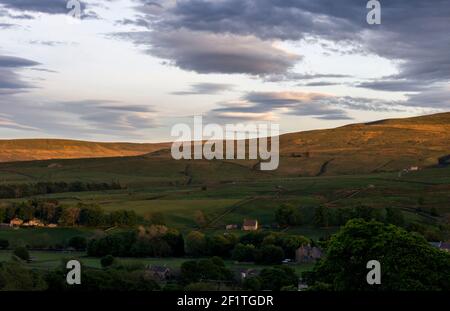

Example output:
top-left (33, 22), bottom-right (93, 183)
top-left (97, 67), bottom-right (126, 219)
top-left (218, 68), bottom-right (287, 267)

top-left (0, 239), bottom-right (9, 250)
top-left (255, 245), bottom-right (284, 265)
top-left (384, 207), bottom-right (405, 227)
top-left (275, 204), bottom-right (303, 227)
top-left (306, 219), bottom-right (450, 290)
top-left (13, 247), bottom-right (30, 262)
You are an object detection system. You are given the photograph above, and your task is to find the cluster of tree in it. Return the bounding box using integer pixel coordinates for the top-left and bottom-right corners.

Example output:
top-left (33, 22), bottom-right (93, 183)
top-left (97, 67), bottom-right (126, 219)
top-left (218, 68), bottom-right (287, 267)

top-left (274, 204), bottom-right (408, 229)
top-left (185, 230), bottom-right (309, 264)
top-left (87, 225), bottom-right (184, 258)
top-left (313, 205), bottom-right (404, 227)
top-left (242, 266), bottom-right (298, 291)
top-left (180, 257), bottom-right (233, 285)
top-left (0, 254), bottom-right (299, 291)
top-left (275, 204), bottom-right (303, 227)
top-left (304, 219), bottom-right (450, 290)
top-left (0, 181), bottom-right (122, 199)
top-left (0, 199), bottom-right (138, 227)
top-left (46, 261), bottom-right (160, 291)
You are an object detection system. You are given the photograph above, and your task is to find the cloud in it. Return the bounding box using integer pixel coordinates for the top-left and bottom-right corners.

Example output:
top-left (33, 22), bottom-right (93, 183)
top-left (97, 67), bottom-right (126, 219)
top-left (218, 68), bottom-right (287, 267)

top-left (0, 55), bottom-right (40, 67)
top-left (0, 0), bottom-right (73, 14)
top-left (171, 82), bottom-right (234, 95)
top-left (115, 29), bottom-right (300, 75)
top-left (301, 81), bottom-right (340, 87)
top-left (0, 97), bottom-right (160, 138)
top-left (209, 91), bottom-right (352, 121)
top-left (0, 55), bottom-right (40, 93)
top-left (207, 90), bottom-right (410, 122)
top-left (136, 0), bottom-right (450, 107)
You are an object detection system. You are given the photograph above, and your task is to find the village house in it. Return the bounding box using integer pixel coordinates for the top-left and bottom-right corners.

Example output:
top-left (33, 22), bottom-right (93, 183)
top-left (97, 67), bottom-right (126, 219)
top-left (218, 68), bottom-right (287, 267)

top-left (225, 224), bottom-right (238, 230)
top-left (242, 219), bottom-right (258, 231)
top-left (23, 218), bottom-right (45, 227)
top-left (295, 245), bottom-right (323, 263)
top-left (9, 218), bottom-right (23, 227)
top-left (146, 265), bottom-right (171, 281)
top-left (237, 268), bottom-right (258, 281)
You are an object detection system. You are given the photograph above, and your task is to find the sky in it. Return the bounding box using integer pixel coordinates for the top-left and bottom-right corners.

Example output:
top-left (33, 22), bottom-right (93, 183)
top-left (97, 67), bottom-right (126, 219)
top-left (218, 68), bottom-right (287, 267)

top-left (0, 0), bottom-right (449, 142)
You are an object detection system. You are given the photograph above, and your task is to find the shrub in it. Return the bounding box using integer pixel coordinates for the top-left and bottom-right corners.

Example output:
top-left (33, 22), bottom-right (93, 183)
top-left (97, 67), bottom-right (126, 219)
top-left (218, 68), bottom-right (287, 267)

top-left (13, 247), bottom-right (30, 262)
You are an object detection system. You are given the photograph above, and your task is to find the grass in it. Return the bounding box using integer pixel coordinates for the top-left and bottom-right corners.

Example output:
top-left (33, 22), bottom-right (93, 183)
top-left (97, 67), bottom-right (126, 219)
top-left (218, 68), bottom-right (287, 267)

top-left (0, 156), bottom-right (448, 238)
top-left (0, 227), bottom-right (97, 248)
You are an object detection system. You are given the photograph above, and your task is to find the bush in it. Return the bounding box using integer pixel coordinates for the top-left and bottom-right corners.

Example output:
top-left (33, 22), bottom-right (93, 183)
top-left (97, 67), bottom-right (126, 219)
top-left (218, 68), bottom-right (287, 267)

top-left (231, 243), bottom-right (255, 262)
top-left (100, 255), bottom-right (116, 268)
top-left (259, 266), bottom-right (298, 291)
top-left (185, 231), bottom-right (207, 256)
top-left (13, 247), bottom-right (30, 262)
top-left (0, 239), bottom-right (9, 250)
top-left (255, 245), bottom-right (284, 265)
top-left (242, 276), bottom-right (262, 291)
top-left (275, 204), bottom-right (303, 226)
top-left (68, 236), bottom-right (87, 251)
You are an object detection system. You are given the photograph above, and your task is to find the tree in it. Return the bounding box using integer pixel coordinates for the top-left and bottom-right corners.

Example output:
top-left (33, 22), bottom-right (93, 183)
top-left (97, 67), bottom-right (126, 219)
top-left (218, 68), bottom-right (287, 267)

top-left (255, 245), bottom-right (284, 265)
top-left (313, 206), bottom-right (329, 227)
top-left (13, 247), bottom-right (30, 262)
top-left (147, 212), bottom-right (166, 225)
top-left (101, 255), bottom-right (116, 268)
top-left (242, 276), bottom-right (262, 291)
top-left (232, 243), bottom-right (256, 262)
top-left (206, 233), bottom-right (237, 257)
top-left (0, 262), bottom-right (47, 290)
top-left (78, 204), bottom-right (104, 226)
top-left (68, 236), bottom-right (87, 251)
top-left (385, 207), bottom-right (405, 227)
top-left (0, 239), bottom-right (9, 250)
top-left (185, 231), bottom-right (207, 256)
top-left (180, 257), bottom-right (232, 285)
top-left (275, 204), bottom-right (303, 227)
top-left (59, 207), bottom-right (80, 226)
top-left (307, 219), bottom-right (450, 290)
top-left (259, 266), bottom-right (298, 291)
top-left (194, 210), bottom-right (208, 228)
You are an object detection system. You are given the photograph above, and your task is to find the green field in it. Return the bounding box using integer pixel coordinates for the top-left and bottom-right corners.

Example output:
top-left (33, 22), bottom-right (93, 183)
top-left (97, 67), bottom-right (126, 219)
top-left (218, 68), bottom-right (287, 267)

top-left (0, 155), bottom-right (449, 240)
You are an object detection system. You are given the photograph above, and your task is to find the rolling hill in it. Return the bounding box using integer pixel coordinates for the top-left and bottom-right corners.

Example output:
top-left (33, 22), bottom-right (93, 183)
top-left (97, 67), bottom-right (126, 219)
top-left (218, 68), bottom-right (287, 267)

top-left (0, 139), bottom-right (171, 163)
top-left (0, 112), bottom-right (448, 177)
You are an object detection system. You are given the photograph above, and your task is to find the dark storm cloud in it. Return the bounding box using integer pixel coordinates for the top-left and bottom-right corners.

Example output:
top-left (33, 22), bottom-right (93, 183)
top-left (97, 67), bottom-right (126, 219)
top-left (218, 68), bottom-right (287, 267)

top-left (171, 82), bottom-right (234, 95)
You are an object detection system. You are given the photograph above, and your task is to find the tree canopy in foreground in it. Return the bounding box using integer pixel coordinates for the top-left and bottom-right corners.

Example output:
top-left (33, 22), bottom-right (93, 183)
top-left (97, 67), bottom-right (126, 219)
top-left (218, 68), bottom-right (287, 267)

top-left (306, 219), bottom-right (450, 291)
